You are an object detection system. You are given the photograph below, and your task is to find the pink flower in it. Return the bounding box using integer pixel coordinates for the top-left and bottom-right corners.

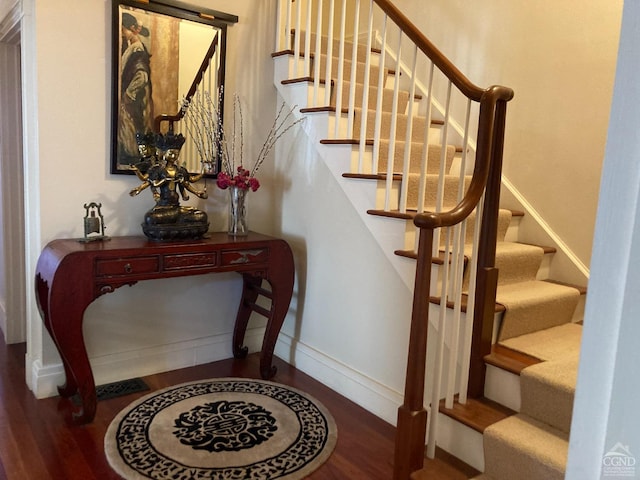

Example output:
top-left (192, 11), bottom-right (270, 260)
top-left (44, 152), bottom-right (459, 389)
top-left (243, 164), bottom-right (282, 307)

top-left (248, 177), bottom-right (260, 192)
top-left (216, 172), bottom-right (232, 189)
top-left (216, 166), bottom-right (260, 192)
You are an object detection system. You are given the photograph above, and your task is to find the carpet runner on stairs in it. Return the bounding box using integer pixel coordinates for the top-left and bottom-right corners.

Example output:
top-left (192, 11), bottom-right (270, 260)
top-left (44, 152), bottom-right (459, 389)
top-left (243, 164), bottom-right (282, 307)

top-left (478, 414), bottom-right (569, 480)
top-left (474, 323), bottom-right (582, 480)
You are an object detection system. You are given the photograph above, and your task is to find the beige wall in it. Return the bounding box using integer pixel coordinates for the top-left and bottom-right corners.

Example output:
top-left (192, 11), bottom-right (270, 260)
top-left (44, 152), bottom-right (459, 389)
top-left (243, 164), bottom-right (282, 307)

top-left (23, 0), bottom-right (281, 394)
top-left (394, 0), bottom-right (623, 268)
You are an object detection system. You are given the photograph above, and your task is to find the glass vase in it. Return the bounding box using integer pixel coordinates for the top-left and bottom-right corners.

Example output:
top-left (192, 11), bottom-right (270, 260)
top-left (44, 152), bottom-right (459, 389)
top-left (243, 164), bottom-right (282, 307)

top-left (228, 186), bottom-right (248, 236)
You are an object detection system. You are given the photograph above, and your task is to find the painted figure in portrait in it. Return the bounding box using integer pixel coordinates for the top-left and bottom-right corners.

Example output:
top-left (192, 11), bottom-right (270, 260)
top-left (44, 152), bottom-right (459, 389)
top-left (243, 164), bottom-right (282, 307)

top-left (118, 11), bottom-right (155, 165)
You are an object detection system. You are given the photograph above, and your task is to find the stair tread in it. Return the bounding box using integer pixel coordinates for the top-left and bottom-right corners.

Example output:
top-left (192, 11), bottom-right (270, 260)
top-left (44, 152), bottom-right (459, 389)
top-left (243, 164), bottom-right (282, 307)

top-left (282, 76), bottom-right (332, 86)
top-left (499, 322), bottom-right (582, 362)
top-left (428, 294), bottom-right (505, 313)
top-left (484, 343), bottom-right (542, 374)
top-left (301, 106), bottom-right (350, 115)
top-left (395, 240), bottom-right (553, 256)
top-left (439, 396), bottom-right (515, 433)
top-left (272, 48), bottom-right (381, 61)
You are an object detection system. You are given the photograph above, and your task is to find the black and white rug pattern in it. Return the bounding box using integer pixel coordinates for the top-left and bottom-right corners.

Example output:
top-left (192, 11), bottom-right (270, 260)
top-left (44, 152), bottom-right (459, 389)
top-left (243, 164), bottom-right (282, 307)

top-left (104, 378), bottom-right (337, 480)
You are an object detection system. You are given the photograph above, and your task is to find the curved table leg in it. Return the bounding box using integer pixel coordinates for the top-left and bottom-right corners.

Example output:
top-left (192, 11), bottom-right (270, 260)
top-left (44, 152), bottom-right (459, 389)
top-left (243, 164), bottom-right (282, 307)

top-left (233, 274), bottom-right (263, 359)
top-left (260, 240), bottom-right (295, 379)
top-left (231, 240), bottom-right (295, 380)
top-left (48, 286), bottom-right (96, 424)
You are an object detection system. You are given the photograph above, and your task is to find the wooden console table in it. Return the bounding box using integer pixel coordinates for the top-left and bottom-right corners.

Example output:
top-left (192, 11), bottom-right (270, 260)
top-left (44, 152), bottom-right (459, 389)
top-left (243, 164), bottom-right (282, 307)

top-left (34, 232), bottom-right (294, 424)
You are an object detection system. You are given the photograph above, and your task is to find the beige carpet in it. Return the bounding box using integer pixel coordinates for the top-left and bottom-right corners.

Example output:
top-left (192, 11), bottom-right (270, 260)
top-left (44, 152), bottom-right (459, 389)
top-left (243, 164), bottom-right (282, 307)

top-left (104, 378), bottom-right (337, 479)
top-left (481, 414), bottom-right (569, 480)
top-left (500, 322), bottom-right (582, 361)
top-left (496, 281), bottom-right (581, 341)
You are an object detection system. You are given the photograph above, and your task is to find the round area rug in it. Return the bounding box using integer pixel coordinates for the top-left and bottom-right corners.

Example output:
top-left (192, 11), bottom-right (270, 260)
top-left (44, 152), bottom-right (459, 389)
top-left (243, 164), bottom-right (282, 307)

top-left (104, 378), bottom-right (338, 480)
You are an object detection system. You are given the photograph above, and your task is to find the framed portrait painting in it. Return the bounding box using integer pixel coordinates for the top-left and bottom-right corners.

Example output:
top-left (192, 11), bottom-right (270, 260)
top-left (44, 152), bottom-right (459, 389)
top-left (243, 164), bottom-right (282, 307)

top-left (111, 0), bottom-right (237, 175)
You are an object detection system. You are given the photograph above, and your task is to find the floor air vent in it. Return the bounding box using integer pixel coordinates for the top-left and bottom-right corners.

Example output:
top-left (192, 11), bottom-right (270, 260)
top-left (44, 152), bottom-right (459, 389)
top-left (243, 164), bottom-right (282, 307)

top-left (96, 378), bottom-right (150, 401)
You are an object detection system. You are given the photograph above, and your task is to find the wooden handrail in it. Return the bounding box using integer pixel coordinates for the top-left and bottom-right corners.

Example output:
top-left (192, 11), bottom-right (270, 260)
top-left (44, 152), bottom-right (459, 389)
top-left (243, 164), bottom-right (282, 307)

top-left (373, 0), bottom-right (487, 101)
top-left (413, 86), bottom-right (514, 231)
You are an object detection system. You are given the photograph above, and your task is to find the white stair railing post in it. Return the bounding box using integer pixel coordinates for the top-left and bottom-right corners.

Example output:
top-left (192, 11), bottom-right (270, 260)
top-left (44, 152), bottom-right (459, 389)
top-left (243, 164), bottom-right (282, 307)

top-left (313, 0), bottom-right (323, 106)
top-left (333, 0), bottom-right (348, 138)
top-left (346, 0), bottom-right (361, 139)
top-left (371, 13), bottom-right (387, 175)
top-left (383, 28), bottom-right (402, 212)
top-left (323, 0), bottom-right (335, 107)
top-left (357, 0), bottom-right (374, 173)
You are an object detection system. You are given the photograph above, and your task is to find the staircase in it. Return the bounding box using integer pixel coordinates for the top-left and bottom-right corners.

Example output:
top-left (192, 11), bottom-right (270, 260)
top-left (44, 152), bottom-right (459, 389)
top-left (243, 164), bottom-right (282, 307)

top-left (272, 1), bottom-right (586, 479)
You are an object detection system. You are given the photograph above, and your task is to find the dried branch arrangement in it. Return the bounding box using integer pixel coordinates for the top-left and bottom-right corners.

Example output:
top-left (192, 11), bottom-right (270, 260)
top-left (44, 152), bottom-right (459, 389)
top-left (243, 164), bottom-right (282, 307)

top-left (181, 89), bottom-right (304, 191)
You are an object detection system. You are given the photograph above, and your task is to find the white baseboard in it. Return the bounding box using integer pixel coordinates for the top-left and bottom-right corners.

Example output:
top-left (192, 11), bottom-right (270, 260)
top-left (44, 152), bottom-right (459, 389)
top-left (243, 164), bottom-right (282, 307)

top-left (31, 327), bottom-right (404, 428)
top-left (274, 332), bottom-right (403, 426)
top-left (30, 327), bottom-right (266, 399)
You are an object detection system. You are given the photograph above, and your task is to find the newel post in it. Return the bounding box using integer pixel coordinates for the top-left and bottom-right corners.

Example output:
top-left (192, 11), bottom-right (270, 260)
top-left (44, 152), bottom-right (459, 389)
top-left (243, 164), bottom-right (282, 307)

top-left (467, 99), bottom-right (509, 398)
top-left (393, 226), bottom-right (435, 479)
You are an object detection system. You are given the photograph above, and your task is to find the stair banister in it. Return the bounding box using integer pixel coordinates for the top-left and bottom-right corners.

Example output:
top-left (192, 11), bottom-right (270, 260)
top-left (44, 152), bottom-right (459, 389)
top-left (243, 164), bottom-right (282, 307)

top-left (398, 85), bottom-right (513, 479)
top-left (273, 1), bottom-right (514, 477)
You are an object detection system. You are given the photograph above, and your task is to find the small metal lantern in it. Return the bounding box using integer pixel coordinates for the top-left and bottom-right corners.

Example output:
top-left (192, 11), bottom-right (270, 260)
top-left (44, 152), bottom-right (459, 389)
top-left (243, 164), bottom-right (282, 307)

top-left (79, 202), bottom-right (109, 243)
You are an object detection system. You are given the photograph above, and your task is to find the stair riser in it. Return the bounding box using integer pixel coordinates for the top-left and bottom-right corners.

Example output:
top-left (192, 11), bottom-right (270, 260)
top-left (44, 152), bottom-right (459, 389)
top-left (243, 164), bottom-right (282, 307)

top-left (315, 54), bottom-right (383, 86)
top-left (353, 110), bottom-right (429, 143)
top-left (377, 143), bottom-right (455, 175)
top-left (436, 413), bottom-right (485, 472)
top-left (520, 374), bottom-right (574, 434)
top-left (484, 363), bottom-right (521, 412)
top-left (483, 443), bottom-right (565, 480)
top-left (497, 289), bottom-right (581, 341)
top-left (296, 32), bottom-right (376, 64)
top-left (335, 84), bottom-right (411, 115)
top-left (405, 175), bottom-right (470, 211)
top-left (403, 215), bottom-right (518, 256)
top-left (345, 141), bottom-right (452, 176)
top-left (423, 248), bottom-right (555, 299)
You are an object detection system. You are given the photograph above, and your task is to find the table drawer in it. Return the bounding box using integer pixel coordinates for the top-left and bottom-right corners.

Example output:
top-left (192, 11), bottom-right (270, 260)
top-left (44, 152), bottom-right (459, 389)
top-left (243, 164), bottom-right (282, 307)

top-left (96, 256), bottom-right (160, 277)
top-left (163, 253), bottom-right (217, 270)
top-left (221, 248), bottom-right (269, 266)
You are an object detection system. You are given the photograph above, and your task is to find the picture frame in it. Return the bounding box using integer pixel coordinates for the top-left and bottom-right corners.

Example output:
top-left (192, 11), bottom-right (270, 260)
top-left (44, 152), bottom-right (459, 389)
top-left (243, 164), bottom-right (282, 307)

top-left (110, 0), bottom-right (237, 175)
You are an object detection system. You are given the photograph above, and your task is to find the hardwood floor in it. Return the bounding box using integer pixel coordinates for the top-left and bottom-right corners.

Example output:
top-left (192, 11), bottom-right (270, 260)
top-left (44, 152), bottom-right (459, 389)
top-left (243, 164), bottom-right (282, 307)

top-left (0, 337), bottom-right (478, 479)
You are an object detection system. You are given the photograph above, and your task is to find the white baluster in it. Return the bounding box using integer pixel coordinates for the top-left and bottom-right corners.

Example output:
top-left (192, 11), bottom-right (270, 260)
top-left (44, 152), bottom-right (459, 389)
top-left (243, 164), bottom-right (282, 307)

top-left (313, 0), bottom-right (323, 106)
top-left (333, 0), bottom-right (347, 138)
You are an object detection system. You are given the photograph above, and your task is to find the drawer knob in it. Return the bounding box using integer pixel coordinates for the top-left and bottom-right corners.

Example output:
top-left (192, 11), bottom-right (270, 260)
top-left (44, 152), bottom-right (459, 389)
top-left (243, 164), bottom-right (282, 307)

top-left (124, 263), bottom-right (132, 273)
